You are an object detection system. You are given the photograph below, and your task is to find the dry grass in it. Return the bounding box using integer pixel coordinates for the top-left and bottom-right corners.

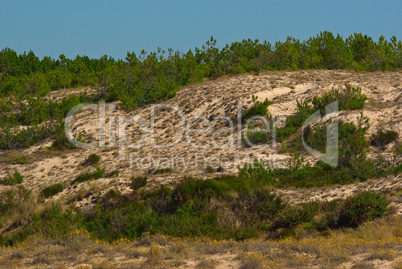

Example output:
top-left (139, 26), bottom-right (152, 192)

top-left (0, 216), bottom-right (401, 268)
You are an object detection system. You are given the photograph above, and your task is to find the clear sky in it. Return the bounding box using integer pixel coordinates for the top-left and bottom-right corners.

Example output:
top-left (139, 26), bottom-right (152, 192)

top-left (1, 0), bottom-right (401, 60)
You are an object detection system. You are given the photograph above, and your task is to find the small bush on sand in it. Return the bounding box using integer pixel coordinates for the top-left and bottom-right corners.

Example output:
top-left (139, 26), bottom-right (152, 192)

top-left (371, 129), bottom-right (398, 147)
top-left (72, 167), bottom-right (105, 184)
top-left (242, 95), bottom-right (271, 122)
top-left (2, 170), bottom-right (24, 185)
top-left (131, 177), bottom-right (148, 190)
top-left (336, 191), bottom-right (390, 227)
top-left (40, 184), bottom-right (64, 198)
top-left (83, 153), bottom-right (101, 166)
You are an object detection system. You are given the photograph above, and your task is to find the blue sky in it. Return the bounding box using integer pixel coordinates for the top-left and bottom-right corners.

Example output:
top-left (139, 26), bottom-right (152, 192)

top-left (1, 0), bottom-right (401, 60)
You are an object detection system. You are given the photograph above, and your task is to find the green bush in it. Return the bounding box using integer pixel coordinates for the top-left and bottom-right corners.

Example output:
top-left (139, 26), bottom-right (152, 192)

top-left (107, 188), bottom-right (122, 198)
top-left (312, 84), bottom-right (367, 112)
top-left (51, 132), bottom-right (76, 150)
top-left (40, 184), bottom-right (64, 198)
top-left (0, 191), bottom-right (15, 216)
top-left (13, 155), bottom-right (28, 164)
top-left (242, 95), bottom-right (271, 122)
top-left (371, 130), bottom-right (399, 147)
top-left (2, 170), bottom-right (23, 185)
top-left (130, 177), bottom-right (147, 190)
top-left (244, 127), bottom-right (270, 145)
top-left (256, 189), bottom-right (287, 220)
top-left (148, 168), bottom-right (172, 175)
top-left (272, 202), bottom-right (319, 229)
top-left (106, 170), bottom-right (119, 178)
top-left (84, 153), bottom-right (101, 166)
top-left (277, 86), bottom-right (367, 140)
top-left (336, 191), bottom-right (390, 227)
top-left (72, 167), bottom-right (105, 184)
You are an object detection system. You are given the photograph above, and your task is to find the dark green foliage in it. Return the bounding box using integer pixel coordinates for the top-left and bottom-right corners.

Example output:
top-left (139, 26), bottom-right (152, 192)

top-left (297, 115), bottom-right (371, 169)
top-left (0, 91), bottom-right (97, 150)
top-left (277, 85), bottom-right (367, 140)
top-left (371, 130), bottom-right (399, 147)
top-left (148, 168), bottom-right (172, 175)
top-left (1, 170), bottom-right (23, 185)
top-left (283, 111), bottom-right (381, 187)
top-left (105, 170), bottom-right (119, 178)
top-left (0, 173), bottom-right (392, 246)
top-left (0, 191), bottom-right (15, 215)
top-left (242, 95), bottom-right (271, 122)
top-left (244, 127), bottom-right (270, 145)
top-left (40, 184), bottom-right (64, 198)
top-left (272, 202), bottom-right (319, 229)
top-left (277, 100), bottom-right (313, 139)
top-left (256, 189), bottom-right (287, 220)
top-left (1, 32), bottom-right (400, 108)
top-left (0, 33), bottom-right (398, 150)
top-left (130, 177), bottom-right (147, 190)
top-left (108, 189), bottom-right (121, 198)
top-left (0, 186), bottom-right (31, 219)
top-left (312, 85), bottom-right (367, 113)
top-left (338, 115), bottom-right (371, 170)
top-left (337, 191), bottom-right (390, 227)
top-left (84, 154), bottom-right (101, 166)
top-left (13, 155), bottom-right (28, 164)
top-left (72, 167), bottom-right (105, 184)
top-left (51, 132), bottom-right (76, 150)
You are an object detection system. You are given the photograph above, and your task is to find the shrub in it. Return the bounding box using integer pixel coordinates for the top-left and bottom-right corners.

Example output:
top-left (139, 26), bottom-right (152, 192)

top-left (277, 86), bottom-right (367, 140)
top-left (312, 84), bottom-right (367, 112)
top-left (242, 95), bottom-right (271, 122)
top-left (272, 202), bottom-right (319, 229)
top-left (131, 177), bottom-right (148, 190)
top-left (84, 153), bottom-right (101, 166)
top-left (148, 168), bottom-right (172, 175)
top-left (14, 155), bottom-right (28, 164)
top-left (2, 170), bottom-right (24, 185)
top-left (72, 167), bottom-right (105, 184)
top-left (40, 184), bottom-right (64, 198)
top-left (0, 190), bottom-right (15, 215)
top-left (336, 191), bottom-right (390, 227)
top-left (244, 127), bottom-right (270, 146)
top-left (51, 132), bottom-right (75, 150)
top-left (371, 130), bottom-right (398, 147)
top-left (107, 188), bottom-right (122, 198)
top-left (291, 113), bottom-right (373, 177)
top-left (106, 170), bottom-right (119, 177)
top-left (257, 189), bottom-right (287, 220)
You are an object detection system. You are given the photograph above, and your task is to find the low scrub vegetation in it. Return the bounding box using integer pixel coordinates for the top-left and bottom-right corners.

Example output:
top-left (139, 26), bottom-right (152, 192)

top-left (242, 95), bottom-right (271, 122)
top-left (13, 155), bottom-right (28, 164)
top-left (83, 153), bottom-right (101, 166)
top-left (1, 170), bottom-right (23, 185)
top-left (131, 177), bottom-right (148, 190)
top-left (371, 129), bottom-right (399, 147)
top-left (336, 191), bottom-right (390, 227)
top-left (0, 32), bottom-right (399, 150)
top-left (72, 167), bottom-right (105, 184)
top-left (0, 185), bottom-right (31, 219)
top-left (277, 85), bottom-right (367, 140)
top-left (0, 177), bottom-right (392, 246)
top-left (40, 184), bottom-right (64, 199)
top-left (148, 168), bottom-right (172, 175)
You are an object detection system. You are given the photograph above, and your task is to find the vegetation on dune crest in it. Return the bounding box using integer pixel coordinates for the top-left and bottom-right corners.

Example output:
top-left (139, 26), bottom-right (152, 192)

top-left (0, 31), bottom-right (401, 149)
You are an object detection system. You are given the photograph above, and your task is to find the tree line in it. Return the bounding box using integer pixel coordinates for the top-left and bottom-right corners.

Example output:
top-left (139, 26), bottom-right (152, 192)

top-left (0, 31), bottom-right (401, 149)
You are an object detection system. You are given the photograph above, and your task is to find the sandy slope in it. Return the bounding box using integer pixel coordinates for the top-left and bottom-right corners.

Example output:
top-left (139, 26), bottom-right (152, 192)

top-left (0, 70), bottom-right (401, 213)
